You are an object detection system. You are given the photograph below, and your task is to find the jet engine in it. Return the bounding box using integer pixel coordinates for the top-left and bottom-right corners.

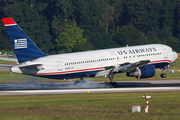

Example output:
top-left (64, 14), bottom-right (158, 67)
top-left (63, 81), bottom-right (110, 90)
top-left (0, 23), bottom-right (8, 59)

top-left (126, 65), bottom-right (156, 78)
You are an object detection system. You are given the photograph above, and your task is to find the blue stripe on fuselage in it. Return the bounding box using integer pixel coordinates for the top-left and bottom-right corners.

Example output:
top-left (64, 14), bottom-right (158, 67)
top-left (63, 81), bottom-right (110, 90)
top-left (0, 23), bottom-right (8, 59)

top-left (150, 62), bottom-right (169, 68)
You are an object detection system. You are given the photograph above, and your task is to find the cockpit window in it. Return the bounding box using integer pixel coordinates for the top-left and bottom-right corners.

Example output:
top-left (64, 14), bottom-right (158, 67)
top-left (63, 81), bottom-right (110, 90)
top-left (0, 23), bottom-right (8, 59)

top-left (172, 49), bottom-right (175, 52)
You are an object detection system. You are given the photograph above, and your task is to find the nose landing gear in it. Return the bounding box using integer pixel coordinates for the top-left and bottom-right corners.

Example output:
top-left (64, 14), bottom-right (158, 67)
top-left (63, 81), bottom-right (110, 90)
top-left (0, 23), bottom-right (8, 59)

top-left (160, 66), bottom-right (167, 78)
top-left (160, 73), bottom-right (166, 78)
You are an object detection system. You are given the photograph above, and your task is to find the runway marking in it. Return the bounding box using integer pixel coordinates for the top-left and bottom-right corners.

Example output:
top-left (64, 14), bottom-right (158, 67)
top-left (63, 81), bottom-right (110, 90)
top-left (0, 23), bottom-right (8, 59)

top-left (4, 87), bottom-right (180, 93)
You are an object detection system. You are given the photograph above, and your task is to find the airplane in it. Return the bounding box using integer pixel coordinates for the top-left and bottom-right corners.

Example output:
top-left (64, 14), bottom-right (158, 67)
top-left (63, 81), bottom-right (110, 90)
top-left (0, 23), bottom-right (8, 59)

top-left (0, 17), bottom-right (178, 86)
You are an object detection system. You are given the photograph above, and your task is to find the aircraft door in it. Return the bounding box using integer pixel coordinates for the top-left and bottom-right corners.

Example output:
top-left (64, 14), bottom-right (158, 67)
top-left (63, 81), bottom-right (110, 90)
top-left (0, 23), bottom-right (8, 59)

top-left (57, 61), bottom-right (62, 71)
top-left (163, 49), bottom-right (168, 58)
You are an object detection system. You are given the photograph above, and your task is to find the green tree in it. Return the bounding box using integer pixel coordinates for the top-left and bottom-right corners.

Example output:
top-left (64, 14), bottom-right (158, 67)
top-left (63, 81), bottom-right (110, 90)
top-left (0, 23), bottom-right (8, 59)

top-left (111, 0), bottom-right (123, 34)
top-left (78, 0), bottom-right (104, 30)
top-left (144, 0), bottom-right (162, 33)
top-left (160, 0), bottom-right (175, 29)
top-left (73, 0), bottom-right (105, 50)
top-left (99, 5), bottom-right (114, 34)
top-left (129, 0), bottom-right (148, 31)
top-left (51, 0), bottom-right (70, 37)
top-left (0, 20), bottom-right (11, 50)
top-left (72, 42), bottom-right (94, 52)
top-left (0, 0), bottom-right (180, 53)
top-left (146, 30), bottom-right (160, 44)
top-left (115, 24), bottom-right (149, 46)
top-left (50, 0), bottom-right (76, 37)
top-left (176, 0), bottom-right (180, 38)
top-left (159, 26), bottom-right (175, 44)
top-left (55, 21), bottom-right (87, 53)
top-left (0, 0), bottom-right (14, 50)
top-left (3, 1), bottom-right (51, 53)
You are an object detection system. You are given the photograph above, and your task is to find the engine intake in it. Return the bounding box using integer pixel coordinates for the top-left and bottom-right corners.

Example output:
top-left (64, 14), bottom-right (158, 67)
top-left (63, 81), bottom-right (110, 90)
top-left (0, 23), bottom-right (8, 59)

top-left (126, 65), bottom-right (156, 79)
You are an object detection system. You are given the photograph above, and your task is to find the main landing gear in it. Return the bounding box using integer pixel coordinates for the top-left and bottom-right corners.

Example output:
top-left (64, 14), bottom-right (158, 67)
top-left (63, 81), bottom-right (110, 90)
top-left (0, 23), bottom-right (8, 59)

top-left (74, 78), bottom-right (87, 84)
top-left (105, 81), bottom-right (117, 87)
top-left (105, 72), bottom-right (117, 87)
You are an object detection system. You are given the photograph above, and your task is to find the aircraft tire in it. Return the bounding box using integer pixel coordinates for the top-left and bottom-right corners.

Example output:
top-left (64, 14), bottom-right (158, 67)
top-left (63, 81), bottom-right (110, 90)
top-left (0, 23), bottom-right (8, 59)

top-left (112, 82), bottom-right (117, 87)
top-left (160, 73), bottom-right (166, 78)
top-left (105, 82), bottom-right (109, 86)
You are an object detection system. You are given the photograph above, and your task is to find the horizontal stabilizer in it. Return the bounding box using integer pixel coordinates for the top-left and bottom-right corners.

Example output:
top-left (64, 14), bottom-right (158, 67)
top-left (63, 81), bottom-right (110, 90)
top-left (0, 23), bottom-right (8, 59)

top-left (0, 57), bottom-right (18, 62)
top-left (19, 64), bottom-right (43, 70)
top-left (0, 64), bottom-right (14, 68)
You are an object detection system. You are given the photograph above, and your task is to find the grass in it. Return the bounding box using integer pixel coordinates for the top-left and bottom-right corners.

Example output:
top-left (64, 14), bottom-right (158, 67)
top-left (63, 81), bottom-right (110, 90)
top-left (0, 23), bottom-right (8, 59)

top-left (0, 71), bottom-right (60, 83)
top-left (168, 59), bottom-right (180, 69)
top-left (0, 92), bottom-right (180, 119)
top-left (0, 59), bottom-right (16, 65)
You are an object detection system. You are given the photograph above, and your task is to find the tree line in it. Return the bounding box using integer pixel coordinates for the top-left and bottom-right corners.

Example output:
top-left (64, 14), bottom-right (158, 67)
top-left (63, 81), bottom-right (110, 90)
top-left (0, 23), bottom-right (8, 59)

top-left (0, 0), bottom-right (180, 53)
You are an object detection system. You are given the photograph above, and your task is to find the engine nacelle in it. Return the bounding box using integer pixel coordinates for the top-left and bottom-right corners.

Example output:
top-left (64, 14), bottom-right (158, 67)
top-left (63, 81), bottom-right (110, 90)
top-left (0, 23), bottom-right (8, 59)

top-left (126, 65), bottom-right (156, 79)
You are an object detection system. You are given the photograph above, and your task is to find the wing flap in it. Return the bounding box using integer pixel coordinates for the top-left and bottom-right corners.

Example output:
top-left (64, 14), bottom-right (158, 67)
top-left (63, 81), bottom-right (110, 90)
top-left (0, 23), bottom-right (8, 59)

top-left (113, 63), bottom-right (131, 72)
top-left (131, 60), bottom-right (150, 66)
top-left (95, 69), bottom-right (111, 77)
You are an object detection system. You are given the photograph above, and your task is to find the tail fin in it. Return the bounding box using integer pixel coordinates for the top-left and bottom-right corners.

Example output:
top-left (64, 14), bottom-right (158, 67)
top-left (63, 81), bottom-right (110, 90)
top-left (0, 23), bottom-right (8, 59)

top-left (2, 17), bottom-right (47, 63)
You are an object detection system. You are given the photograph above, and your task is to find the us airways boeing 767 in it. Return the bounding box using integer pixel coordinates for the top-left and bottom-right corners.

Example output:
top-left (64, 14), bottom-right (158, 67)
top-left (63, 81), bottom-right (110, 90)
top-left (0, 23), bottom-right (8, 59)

top-left (0, 17), bottom-right (178, 86)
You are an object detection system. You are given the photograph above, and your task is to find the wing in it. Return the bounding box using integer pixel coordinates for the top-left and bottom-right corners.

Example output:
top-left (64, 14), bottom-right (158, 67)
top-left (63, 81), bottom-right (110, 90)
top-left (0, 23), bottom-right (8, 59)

top-left (95, 60), bottom-right (150, 77)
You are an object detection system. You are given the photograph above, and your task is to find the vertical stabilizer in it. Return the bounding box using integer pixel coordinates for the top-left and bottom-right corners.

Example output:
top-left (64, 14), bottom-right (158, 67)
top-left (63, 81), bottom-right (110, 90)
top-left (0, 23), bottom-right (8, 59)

top-left (2, 17), bottom-right (47, 63)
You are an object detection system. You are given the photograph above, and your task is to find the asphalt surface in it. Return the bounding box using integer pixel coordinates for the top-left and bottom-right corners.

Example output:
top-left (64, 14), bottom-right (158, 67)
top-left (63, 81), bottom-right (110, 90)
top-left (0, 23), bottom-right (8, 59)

top-left (0, 67), bottom-right (10, 71)
top-left (1, 80), bottom-right (180, 96)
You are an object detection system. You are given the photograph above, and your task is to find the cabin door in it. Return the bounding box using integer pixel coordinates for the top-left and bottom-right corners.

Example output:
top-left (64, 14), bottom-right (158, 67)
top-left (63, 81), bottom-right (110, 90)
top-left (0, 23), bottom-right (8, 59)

top-left (163, 49), bottom-right (168, 58)
top-left (57, 61), bottom-right (62, 71)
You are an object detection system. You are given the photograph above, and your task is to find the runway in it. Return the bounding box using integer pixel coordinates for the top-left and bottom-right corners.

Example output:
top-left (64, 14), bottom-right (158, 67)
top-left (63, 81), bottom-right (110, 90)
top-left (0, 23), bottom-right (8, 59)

top-left (1, 87), bottom-right (180, 96)
top-left (0, 80), bottom-right (180, 96)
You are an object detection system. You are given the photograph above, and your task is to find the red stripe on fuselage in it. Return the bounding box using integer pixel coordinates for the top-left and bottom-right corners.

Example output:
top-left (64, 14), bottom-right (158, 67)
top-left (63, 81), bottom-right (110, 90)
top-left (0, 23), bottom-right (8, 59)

top-left (150, 60), bottom-right (172, 64)
top-left (34, 67), bottom-right (104, 76)
top-left (2, 17), bottom-right (16, 26)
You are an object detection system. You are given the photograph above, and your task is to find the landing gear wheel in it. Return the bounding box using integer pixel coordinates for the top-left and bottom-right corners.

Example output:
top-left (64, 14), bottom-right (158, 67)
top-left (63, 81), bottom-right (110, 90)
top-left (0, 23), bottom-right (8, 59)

top-left (104, 82), bottom-right (109, 86)
top-left (160, 73), bottom-right (166, 78)
top-left (104, 81), bottom-right (117, 87)
top-left (112, 82), bottom-right (117, 87)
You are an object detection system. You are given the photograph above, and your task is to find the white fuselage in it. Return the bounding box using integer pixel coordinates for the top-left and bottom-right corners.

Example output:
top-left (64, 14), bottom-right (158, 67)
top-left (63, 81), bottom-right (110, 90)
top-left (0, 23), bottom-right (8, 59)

top-left (11, 44), bottom-right (178, 79)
